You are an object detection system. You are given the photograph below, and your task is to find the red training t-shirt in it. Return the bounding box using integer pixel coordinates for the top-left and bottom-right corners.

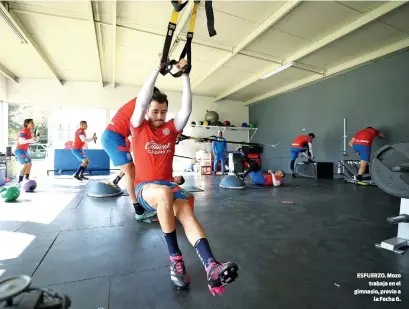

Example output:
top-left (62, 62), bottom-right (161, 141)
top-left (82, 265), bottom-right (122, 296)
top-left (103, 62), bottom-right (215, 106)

top-left (292, 135), bottom-right (312, 148)
top-left (130, 119), bottom-right (181, 186)
top-left (353, 128), bottom-right (380, 146)
top-left (16, 128), bottom-right (33, 151)
top-left (73, 128), bottom-right (86, 149)
top-left (263, 173), bottom-right (282, 186)
top-left (107, 98), bottom-right (137, 138)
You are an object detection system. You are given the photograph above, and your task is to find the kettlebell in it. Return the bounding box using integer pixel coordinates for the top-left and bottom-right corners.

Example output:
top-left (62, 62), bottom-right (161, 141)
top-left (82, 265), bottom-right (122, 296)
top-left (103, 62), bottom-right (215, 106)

top-left (0, 186), bottom-right (21, 202)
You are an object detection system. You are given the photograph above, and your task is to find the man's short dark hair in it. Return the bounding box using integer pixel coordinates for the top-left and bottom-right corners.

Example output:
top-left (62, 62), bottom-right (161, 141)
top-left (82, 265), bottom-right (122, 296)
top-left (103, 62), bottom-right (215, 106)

top-left (308, 133), bottom-right (315, 139)
top-left (151, 91), bottom-right (168, 107)
top-left (80, 121), bottom-right (87, 126)
top-left (179, 176), bottom-right (185, 185)
top-left (277, 169), bottom-right (285, 178)
top-left (24, 118), bottom-right (33, 127)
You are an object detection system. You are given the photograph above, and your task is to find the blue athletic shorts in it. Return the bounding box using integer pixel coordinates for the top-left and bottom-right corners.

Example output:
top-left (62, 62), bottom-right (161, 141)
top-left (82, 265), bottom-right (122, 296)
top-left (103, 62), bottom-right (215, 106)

top-left (101, 129), bottom-right (133, 167)
top-left (290, 147), bottom-right (308, 160)
top-left (135, 180), bottom-right (188, 212)
top-left (250, 170), bottom-right (266, 186)
top-left (72, 149), bottom-right (87, 162)
top-left (14, 149), bottom-right (31, 164)
top-left (353, 144), bottom-right (371, 161)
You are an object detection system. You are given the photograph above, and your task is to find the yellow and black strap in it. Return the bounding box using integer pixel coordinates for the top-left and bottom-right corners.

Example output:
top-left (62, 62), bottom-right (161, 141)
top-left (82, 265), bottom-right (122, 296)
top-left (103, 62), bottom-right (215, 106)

top-left (176, 134), bottom-right (265, 148)
top-left (160, 0), bottom-right (216, 78)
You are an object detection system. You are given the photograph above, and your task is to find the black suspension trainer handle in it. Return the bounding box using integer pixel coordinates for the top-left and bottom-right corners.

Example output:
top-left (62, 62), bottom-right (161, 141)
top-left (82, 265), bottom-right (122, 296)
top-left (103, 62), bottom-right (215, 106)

top-left (168, 32), bottom-right (193, 78)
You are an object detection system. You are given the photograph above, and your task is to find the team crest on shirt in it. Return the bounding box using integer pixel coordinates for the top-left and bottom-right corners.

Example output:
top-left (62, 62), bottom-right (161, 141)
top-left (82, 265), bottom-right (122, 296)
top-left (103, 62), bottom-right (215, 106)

top-left (126, 153), bottom-right (132, 160)
top-left (163, 128), bottom-right (170, 135)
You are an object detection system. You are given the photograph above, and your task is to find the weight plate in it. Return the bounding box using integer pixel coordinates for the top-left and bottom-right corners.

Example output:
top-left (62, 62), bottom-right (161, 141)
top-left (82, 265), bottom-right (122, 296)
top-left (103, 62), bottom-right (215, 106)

top-left (370, 142), bottom-right (409, 199)
top-left (0, 275), bottom-right (32, 301)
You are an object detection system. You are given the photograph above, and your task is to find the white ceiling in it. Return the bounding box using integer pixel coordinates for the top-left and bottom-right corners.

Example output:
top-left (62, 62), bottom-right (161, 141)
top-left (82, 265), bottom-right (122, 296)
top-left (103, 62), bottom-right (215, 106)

top-left (0, 0), bottom-right (409, 105)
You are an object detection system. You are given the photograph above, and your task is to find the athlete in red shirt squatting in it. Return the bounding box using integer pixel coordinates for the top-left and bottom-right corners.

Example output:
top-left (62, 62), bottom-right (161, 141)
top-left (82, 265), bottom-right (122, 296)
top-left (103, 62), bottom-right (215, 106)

top-left (14, 118), bottom-right (39, 185)
top-left (290, 133), bottom-right (315, 176)
top-left (349, 127), bottom-right (385, 184)
top-left (129, 56), bottom-right (239, 296)
top-left (72, 121), bottom-right (97, 180)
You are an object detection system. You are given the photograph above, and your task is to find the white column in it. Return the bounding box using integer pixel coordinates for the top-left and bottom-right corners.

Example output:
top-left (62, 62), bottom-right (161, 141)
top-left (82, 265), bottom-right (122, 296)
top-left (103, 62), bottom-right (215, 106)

top-left (0, 102), bottom-right (9, 153)
top-left (105, 109), bottom-right (111, 126)
top-left (398, 198), bottom-right (409, 239)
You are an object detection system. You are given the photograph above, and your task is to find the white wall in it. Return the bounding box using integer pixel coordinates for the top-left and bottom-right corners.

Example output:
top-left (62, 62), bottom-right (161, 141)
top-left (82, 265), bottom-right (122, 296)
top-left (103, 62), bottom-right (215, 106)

top-left (0, 76), bottom-right (6, 101)
top-left (6, 78), bottom-right (250, 171)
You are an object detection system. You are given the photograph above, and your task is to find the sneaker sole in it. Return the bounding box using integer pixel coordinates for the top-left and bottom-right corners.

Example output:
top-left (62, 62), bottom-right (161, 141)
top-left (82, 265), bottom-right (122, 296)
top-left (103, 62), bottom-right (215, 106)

top-left (141, 218), bottom-right (159, 224)
top-left (171, 281), bottom-right (190, 290)
top-left (217, 262), bottom-right (239, 286)
top-left (135, 212), bottom-right (158, 223)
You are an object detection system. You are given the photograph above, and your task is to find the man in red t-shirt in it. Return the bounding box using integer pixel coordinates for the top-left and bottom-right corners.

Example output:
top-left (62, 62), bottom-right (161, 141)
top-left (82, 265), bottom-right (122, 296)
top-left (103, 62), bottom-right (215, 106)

top-left (129, 55), bottom-right (239, 296)
top-left (349, 127), bottom-right (385, 184)
top-left (14, 118), bottom-right (39, 185)
top-left (290, 133), bottom-right (315, 175)
top-left (71, 121), bottom-right (96, 180)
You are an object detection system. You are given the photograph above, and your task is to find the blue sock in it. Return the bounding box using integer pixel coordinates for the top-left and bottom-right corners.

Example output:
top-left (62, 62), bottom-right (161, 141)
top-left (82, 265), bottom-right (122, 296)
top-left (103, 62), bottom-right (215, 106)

top-left (164, 230), bottom-right (181, 256)
top-left (195, 238), bottom-right (216, 268)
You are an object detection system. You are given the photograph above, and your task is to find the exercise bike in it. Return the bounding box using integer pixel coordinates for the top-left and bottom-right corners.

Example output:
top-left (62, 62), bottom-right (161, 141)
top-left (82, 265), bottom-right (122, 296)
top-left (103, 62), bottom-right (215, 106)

top-left (0, 275), bottom-right (71, 309)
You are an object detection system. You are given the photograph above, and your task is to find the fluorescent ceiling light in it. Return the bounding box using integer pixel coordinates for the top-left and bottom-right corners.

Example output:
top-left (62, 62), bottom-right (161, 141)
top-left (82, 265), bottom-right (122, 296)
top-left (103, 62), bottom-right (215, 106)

top-left (260, 62), bottom-right (294, 80)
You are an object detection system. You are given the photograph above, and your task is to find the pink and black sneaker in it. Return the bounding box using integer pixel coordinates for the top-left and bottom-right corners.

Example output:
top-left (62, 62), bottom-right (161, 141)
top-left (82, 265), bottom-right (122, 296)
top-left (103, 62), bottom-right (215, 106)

top-left (169, 255), bottom-right (190, 289)
top-left (206, 261), bottom-right (239, 296)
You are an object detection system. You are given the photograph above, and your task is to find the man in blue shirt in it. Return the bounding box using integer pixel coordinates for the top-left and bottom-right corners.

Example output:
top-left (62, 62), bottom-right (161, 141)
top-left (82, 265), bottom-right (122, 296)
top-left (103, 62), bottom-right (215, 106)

top-left (212, 130), bottom-right (227, 175)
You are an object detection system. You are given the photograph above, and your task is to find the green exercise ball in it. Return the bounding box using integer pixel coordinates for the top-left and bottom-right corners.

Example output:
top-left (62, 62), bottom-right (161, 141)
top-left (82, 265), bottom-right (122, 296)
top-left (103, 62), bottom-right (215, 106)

top-left (0, 186), bottom-right (21, 202)
top-left (249, 123), bottom-right (256, 128)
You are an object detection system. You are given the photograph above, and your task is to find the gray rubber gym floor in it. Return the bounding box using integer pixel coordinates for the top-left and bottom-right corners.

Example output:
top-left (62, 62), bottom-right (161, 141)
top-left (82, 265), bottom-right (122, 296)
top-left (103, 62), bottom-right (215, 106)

top-left (1, 175), bottom-right (408, 308)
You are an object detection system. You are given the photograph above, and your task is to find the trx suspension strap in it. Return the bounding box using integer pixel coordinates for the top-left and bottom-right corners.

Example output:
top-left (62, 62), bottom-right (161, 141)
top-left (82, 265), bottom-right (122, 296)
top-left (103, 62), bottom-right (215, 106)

top-left (176, 134), bottom-right (281, 149)
top-left (160, 0), bottom-right (216, 78)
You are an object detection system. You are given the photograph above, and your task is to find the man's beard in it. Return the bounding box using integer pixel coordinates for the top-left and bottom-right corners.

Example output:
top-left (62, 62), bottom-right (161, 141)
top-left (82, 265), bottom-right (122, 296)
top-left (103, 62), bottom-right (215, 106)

top-left (150, 119), bottom-right (164, 127)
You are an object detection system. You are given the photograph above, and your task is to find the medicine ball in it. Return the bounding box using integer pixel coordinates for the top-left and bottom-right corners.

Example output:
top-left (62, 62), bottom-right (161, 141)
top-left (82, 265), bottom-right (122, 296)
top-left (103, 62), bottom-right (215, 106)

top-left (23, 179), bottom-right (37, 192)
top-left (203, 121), bottom-right (209, 126)
top-left (191, 121), bottom-right (196, 126)
top-left (205, 110), bottom-right (219, 123)
top-left (223, 121), bottom-right (231, 126)
top-left (199, 121), bottom-right (204, 125)
top-left (241, 123), bottom-right (248, 127)
top-left (249, 123), bottom-right (255, 128)
top-left (0, 186), bottom-right (20, 202)
top-left (215, 121), bottom-right (223, 126)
